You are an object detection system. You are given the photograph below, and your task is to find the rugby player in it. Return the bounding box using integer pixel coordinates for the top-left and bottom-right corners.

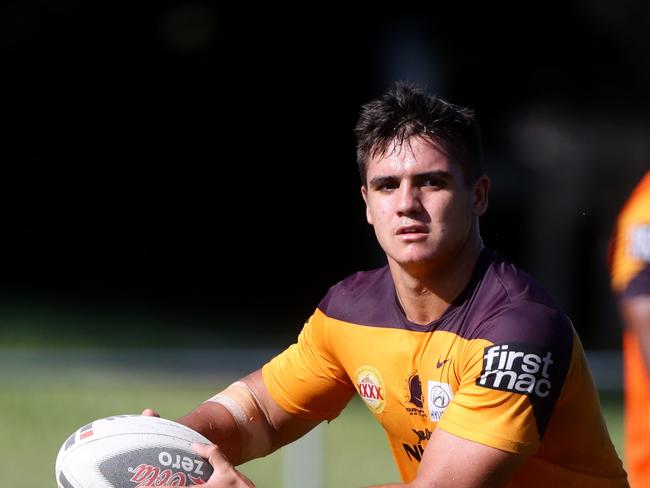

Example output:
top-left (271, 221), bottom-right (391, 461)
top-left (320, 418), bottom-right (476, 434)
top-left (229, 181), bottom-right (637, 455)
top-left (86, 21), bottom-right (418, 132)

top-left (150, 83), bottom-right (629, 487)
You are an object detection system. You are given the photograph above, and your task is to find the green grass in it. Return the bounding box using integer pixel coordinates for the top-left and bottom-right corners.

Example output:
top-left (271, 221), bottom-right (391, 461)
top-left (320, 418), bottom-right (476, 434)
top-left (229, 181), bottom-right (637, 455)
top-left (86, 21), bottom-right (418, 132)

top-left (0, 353), bottom-right (624, 487)
top-left (0, 365), bottom-right (397, 487)
top-left (600, 391), bottom-right (625, 462)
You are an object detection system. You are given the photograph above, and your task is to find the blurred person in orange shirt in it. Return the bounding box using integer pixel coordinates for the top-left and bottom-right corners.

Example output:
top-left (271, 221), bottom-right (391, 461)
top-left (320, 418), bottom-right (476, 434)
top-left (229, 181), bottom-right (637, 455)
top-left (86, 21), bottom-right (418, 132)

top-left (609, 170), bottom-right (650, 487)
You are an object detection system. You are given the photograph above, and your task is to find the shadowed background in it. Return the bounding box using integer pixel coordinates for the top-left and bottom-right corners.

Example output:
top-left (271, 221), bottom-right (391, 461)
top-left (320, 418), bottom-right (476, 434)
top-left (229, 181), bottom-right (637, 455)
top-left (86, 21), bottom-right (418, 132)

top-left (2, 2), bottom-right (649, 348)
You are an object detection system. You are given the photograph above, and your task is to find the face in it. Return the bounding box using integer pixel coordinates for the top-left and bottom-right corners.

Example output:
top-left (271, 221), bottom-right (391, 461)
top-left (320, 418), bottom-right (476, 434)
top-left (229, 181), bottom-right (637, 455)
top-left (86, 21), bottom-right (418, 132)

top-left (361, 136), bottom-right (488, 272)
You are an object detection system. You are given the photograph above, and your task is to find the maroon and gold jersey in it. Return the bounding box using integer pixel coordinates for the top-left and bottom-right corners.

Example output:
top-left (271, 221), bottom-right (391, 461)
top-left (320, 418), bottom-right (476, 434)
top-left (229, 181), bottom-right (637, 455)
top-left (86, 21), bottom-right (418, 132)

top-left (609, 170), bottom-right (650, 488)
top-left (263, 249), bottom-right (627, 486)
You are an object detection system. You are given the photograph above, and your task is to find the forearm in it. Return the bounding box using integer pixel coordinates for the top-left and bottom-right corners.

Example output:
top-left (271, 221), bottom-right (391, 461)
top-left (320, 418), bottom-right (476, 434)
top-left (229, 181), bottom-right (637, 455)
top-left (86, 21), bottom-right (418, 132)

top-left (176, 372), bottom-right (280, 466)
top-left (176, 399), bottom-right (244, 465)
top-left (176, 370), bottom-right (323, 467)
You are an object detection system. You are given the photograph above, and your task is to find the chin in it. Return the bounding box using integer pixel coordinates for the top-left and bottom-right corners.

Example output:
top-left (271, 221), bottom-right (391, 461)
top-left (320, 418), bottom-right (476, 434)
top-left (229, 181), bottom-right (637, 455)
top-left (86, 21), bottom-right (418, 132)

top-left (391, 252), bottom-right (437, 268)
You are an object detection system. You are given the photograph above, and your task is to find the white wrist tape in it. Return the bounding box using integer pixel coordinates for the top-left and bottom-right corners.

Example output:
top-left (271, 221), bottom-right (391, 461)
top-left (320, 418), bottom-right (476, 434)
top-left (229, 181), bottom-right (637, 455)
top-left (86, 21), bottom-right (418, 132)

top-left (205, 381), bottom-right (272, 462)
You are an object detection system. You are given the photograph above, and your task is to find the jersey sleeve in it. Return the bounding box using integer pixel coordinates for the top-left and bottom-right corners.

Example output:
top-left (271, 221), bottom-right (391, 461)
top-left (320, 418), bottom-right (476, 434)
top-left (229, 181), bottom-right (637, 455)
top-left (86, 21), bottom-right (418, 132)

top-left (262, 308), bottom-right (356, 421)
top-left (437, 303), bottom-right (574, 455)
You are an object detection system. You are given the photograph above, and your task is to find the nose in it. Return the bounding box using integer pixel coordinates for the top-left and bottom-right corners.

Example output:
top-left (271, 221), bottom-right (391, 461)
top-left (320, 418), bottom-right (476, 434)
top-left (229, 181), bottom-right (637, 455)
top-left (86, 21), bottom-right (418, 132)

top-left (397, 184), bottom-right (422, 216)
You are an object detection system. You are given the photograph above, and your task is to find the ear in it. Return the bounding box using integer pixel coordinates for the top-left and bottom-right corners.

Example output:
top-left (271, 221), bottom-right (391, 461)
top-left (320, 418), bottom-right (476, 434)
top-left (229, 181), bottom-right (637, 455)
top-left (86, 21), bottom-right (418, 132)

top-left (471, 176), bottom-right (490, 217)
top-left (361, 185), bottom-right (373, 225)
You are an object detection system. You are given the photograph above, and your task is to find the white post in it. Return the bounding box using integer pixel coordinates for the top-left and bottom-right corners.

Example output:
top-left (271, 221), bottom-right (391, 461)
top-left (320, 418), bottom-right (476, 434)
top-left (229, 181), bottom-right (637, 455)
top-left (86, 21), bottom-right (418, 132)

top-left (282, 422), bottom-right (324, 488)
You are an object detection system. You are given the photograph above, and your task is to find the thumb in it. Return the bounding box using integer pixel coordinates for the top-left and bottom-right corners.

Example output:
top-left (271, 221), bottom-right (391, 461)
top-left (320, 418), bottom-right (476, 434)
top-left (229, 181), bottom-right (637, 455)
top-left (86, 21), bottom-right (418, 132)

top-left (192, 442), bottom-right (232, 470)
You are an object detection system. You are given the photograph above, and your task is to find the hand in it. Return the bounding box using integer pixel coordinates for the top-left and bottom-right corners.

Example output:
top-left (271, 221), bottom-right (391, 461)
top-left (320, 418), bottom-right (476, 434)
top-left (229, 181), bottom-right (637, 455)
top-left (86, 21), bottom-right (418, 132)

top-left (195, 443), bottom-right (255, 487)
top-left (142, 409), bottom-right (255, 487)
top-left (159, 443), bottom-right (255, 488)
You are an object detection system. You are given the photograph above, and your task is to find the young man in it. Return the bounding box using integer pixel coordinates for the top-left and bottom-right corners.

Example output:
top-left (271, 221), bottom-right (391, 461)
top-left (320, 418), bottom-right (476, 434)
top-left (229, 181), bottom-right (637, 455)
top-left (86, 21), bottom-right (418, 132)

top-left (152, 83), bottom-right (628, 487)
top-left (609, 170), bottom-right (650, 488)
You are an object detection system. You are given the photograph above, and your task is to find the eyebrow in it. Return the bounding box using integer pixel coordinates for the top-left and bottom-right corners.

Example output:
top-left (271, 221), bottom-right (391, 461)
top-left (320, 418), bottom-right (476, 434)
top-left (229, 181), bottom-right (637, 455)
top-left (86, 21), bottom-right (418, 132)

top-left (368, 170), bottom-right (453, 188)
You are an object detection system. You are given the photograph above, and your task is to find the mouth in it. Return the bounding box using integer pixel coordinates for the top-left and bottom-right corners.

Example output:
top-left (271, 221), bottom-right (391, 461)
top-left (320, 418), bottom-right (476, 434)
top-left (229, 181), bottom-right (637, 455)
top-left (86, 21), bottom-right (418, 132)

top-left (396, 225), bottom-right (428, 236)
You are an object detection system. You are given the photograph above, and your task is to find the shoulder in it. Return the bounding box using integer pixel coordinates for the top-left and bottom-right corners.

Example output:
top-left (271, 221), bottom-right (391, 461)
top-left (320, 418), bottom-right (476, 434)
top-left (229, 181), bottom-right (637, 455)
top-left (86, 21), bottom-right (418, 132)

top-left (484, 251), bottom-right (559, 308)
top-left (473, 250), bottom-right (574, 350)
top-left (456, 254), bottom-right (577, 436)
top-left (610, 171), bottom-right (650, 291)
top-left (317, 266), bottom-right (394, 324)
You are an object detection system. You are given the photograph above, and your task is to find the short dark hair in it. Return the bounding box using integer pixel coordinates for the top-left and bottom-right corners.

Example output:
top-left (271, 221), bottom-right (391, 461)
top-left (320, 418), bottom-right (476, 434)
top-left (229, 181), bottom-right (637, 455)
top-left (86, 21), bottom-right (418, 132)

top-left (354, 82), bottom-right (484, 186)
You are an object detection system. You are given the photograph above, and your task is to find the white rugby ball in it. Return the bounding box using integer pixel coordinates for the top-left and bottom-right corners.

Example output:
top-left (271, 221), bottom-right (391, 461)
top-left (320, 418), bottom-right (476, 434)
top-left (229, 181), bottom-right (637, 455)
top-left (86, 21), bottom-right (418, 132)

top-left (55, 414), bottom-right (214, 487)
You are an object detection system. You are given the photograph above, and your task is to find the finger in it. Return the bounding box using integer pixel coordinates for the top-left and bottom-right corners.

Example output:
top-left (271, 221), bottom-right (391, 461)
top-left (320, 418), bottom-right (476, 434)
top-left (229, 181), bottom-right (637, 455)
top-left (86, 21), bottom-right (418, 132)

top-left (192, 442), bottom-right (232, 470)
top-left (141, 408), bottom-right (160, 417)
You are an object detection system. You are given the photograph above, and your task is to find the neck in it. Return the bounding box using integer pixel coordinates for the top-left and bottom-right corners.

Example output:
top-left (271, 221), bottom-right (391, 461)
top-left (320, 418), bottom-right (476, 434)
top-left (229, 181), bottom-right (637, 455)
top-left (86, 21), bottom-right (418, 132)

top-left (390, 233), bottom-right (484, 325)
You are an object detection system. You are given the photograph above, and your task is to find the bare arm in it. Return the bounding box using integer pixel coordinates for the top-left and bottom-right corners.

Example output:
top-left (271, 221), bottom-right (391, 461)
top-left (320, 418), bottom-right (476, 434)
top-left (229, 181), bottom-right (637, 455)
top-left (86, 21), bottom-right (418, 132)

top-left (160, 374), bottom-right (525, 487)
top-left (168, 423), bottom-right (525, 488)
top-left (173, 368), bottom-right (321, 465)
top-left (369, 428), bottom-right (527, 488)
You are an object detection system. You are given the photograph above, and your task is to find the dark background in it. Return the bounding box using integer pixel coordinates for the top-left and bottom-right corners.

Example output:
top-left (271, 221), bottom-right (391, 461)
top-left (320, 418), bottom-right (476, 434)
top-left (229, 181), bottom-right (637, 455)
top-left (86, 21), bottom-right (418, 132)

top-left (2, 2), bottom-right (649, 348)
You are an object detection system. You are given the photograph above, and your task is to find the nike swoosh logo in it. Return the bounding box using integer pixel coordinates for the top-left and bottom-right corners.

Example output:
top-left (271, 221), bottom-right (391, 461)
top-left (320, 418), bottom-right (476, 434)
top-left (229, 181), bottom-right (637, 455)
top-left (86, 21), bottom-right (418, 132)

top-left (436, 358), bottom-right (450, 368)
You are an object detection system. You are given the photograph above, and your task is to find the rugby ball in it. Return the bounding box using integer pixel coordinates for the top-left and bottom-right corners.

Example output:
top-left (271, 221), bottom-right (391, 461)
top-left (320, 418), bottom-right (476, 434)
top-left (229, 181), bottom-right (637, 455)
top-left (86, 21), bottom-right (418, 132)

top-left (55, 414), bottom-right (214, 487)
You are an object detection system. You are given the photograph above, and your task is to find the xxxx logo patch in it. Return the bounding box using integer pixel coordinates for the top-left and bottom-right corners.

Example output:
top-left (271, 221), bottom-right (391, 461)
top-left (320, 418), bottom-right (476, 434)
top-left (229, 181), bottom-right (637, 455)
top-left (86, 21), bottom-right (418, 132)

top-left (355, 365), bottom-right (386, 414)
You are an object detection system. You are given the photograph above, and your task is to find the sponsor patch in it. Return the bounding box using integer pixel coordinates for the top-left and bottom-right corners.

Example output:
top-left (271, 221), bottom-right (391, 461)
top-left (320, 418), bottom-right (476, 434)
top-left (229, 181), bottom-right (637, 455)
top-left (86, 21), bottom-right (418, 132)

top-left (407, 373), bottom-right (423, 408)
top-left (402, 442), bottom-right (425, 463)
top-left (404, 373), bottom-right (426, 417)
top-left (412, 427), bottom-right (432, 443)
top-left (476, 343), bottom-right (554, 398)
top-left (427, 381), bottom-right (453, 422)
top-left (355, 365), bottom-right (386, 414)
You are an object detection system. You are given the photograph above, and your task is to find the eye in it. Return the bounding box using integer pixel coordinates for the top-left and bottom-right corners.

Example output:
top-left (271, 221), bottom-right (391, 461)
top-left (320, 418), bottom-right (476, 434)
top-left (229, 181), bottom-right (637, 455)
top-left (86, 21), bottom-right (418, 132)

top-left (379, 181), bottom-right (399, 191)
top-left (372, 178), bottom-right (399, 192)
top-left (421, 177), bottom-right (445, 189)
